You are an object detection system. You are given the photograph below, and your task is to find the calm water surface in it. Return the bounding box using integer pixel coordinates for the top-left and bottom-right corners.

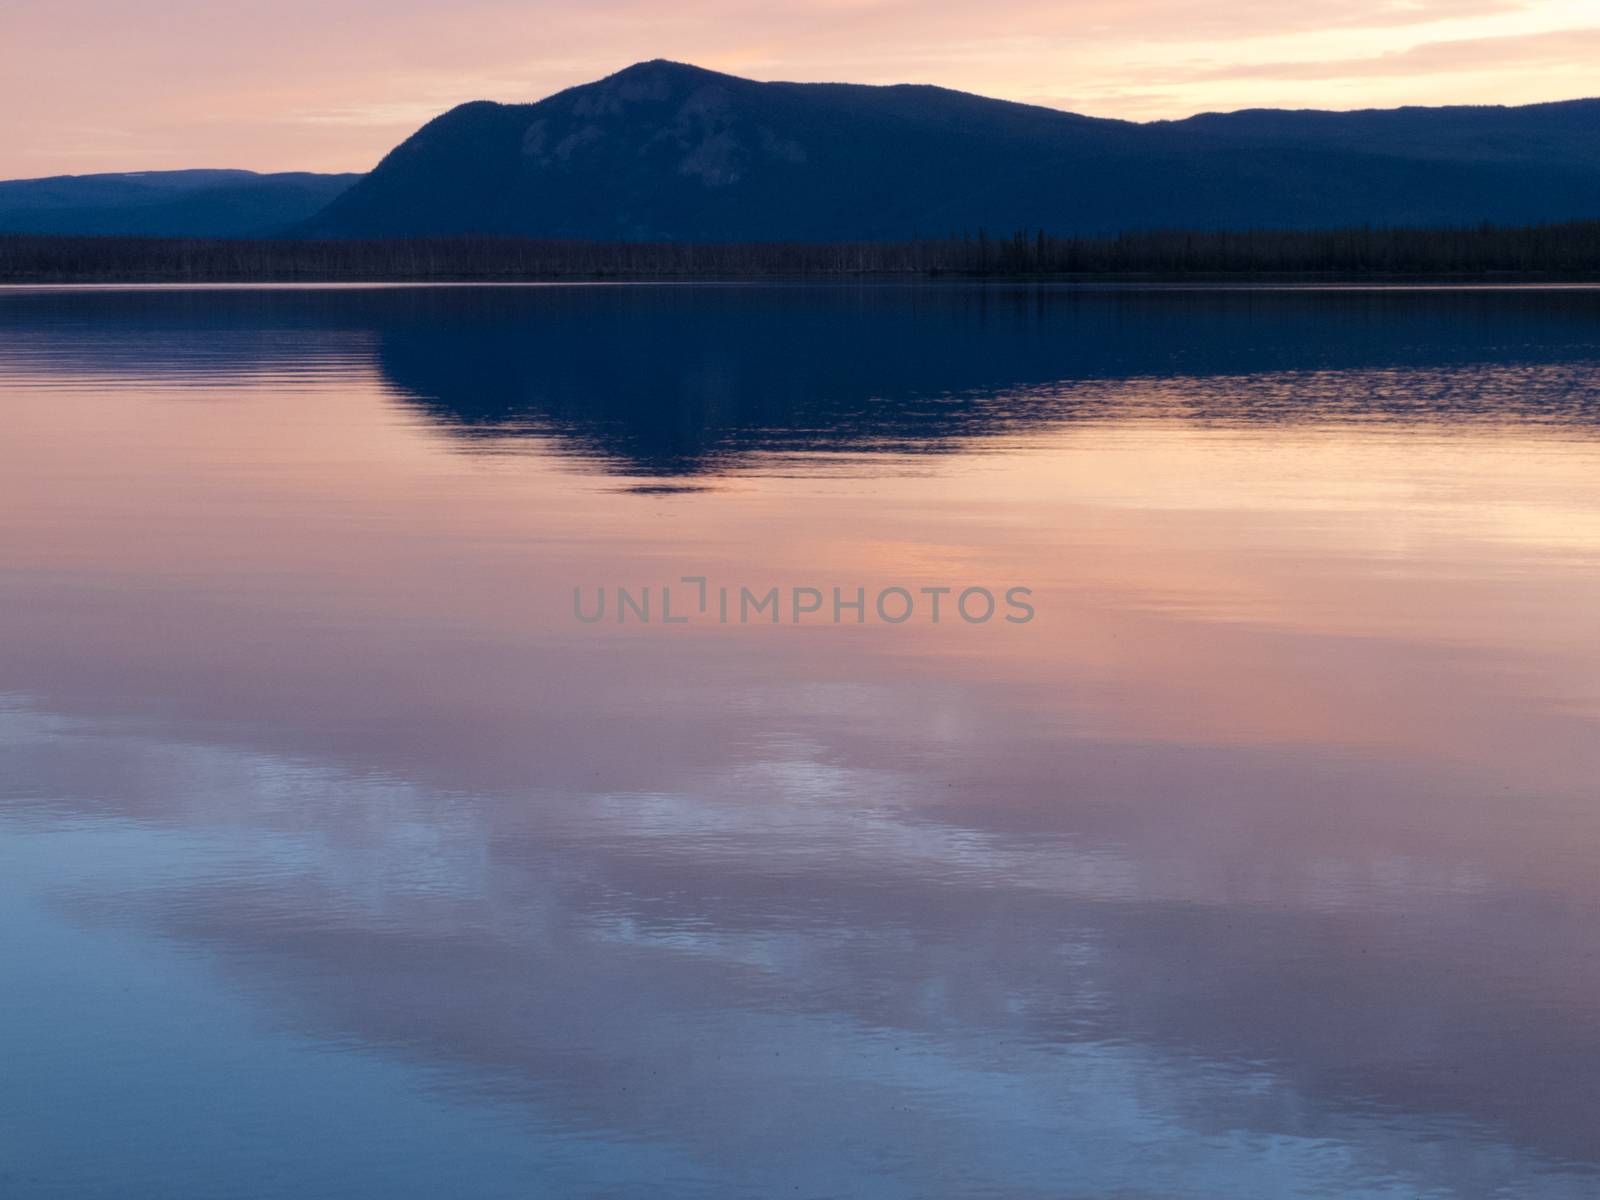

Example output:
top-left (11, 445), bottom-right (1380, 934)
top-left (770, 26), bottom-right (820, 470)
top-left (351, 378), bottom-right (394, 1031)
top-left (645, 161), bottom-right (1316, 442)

top-left (3, 284), bottom-right (1599, 1199)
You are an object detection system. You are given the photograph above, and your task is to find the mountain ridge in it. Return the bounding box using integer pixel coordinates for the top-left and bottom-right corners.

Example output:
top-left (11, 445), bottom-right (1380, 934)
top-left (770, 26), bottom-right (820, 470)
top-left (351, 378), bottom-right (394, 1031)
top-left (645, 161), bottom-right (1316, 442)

top-left (6, 63), bottom-right (1599, 241)
top-left (0, 169), bottom-right (359, 237)
top-left (299, 60), bottom-right (1600, 241)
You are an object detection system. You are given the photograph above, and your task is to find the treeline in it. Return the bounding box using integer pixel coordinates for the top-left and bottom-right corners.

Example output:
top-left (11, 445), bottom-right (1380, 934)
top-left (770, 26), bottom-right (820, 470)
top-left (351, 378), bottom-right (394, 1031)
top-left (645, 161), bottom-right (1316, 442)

top-left (4, 221), bottom-right (1600, 282)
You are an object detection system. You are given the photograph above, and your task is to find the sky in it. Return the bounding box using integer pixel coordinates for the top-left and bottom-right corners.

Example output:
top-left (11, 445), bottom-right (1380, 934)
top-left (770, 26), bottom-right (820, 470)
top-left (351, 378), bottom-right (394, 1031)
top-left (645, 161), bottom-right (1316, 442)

top-left (2, 0), bottom-right (1598, 179)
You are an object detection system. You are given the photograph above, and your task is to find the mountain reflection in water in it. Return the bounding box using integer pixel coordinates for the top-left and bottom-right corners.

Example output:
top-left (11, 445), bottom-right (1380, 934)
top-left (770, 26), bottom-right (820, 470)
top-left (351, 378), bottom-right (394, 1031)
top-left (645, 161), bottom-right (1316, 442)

top-left (2, 283), bottom-right (1599, 1200)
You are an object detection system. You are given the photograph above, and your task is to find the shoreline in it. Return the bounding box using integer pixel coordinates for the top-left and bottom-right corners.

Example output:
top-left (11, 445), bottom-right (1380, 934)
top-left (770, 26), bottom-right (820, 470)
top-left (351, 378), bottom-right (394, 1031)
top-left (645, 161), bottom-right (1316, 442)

top-left (5, 223), bottom-right (1600, 286)
top-left (5, 273), bottom-right (1600, 288)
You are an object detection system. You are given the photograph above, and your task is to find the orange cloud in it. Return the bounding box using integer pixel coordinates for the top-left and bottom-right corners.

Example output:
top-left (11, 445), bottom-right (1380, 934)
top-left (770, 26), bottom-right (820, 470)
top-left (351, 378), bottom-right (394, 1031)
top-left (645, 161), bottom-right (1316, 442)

top-left (0, 0), bottom-right (1594, 176)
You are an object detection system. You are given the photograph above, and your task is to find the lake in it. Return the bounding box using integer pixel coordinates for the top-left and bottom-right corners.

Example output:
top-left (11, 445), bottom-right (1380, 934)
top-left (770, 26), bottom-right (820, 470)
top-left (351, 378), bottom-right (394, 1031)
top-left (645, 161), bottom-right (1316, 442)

top-left (3, 283), bottom-right (1599, 1199)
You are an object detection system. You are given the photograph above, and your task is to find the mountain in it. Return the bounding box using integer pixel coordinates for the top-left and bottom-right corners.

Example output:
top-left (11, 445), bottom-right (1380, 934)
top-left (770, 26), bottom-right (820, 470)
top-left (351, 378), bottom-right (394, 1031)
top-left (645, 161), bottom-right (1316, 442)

top-left (8, 66), bottom-right (1598, 243)
top-left (0, 170), bottom-right (358, 237)
top-left (300, 60), bottom-right (1600, 241)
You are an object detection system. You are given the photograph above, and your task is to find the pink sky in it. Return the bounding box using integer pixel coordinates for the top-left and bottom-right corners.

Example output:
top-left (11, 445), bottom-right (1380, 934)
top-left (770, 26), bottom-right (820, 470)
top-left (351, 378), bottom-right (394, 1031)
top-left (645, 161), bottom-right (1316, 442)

top-left (3, 0), bottom-right (1598, 179)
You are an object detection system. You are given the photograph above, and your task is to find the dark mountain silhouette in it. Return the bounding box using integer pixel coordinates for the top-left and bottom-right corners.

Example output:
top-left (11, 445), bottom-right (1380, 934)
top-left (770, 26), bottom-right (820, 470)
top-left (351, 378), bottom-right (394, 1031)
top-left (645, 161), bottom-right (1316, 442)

top-left (368, 286), bottom-right (1600, 473)
top-left (301, 60), bottom-right (1600, 241)
top-left (0, 169), bottom-right (358, 237)
top-left (8, 284), bottom-right (1599, 477)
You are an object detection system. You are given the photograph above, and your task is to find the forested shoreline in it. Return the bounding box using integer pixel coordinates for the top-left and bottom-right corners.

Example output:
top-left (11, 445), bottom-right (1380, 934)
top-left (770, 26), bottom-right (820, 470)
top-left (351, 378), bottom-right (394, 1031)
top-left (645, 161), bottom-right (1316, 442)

top-left (4, 221), bottom-right (1600, 283)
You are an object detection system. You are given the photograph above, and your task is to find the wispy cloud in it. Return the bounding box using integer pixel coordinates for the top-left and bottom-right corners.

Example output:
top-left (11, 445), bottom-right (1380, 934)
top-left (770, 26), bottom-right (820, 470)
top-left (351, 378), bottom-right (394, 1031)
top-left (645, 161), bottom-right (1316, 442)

top-left (0, 0), bottom-right (1594, 175)
top-left (1158, 24), bottom-right (1600, 82)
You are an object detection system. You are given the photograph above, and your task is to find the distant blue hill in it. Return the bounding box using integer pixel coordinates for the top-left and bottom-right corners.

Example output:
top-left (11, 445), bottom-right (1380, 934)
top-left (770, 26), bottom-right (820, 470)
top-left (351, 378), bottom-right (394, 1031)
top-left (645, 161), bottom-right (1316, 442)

top-left (298, 60), bottom-right (1600, 241)
top-left (0, 169), bottom-right (358, 237)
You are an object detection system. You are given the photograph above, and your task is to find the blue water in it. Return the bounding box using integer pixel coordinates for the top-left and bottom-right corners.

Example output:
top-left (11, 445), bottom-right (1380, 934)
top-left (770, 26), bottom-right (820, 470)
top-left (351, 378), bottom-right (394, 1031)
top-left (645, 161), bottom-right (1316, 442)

top-left (3, 284), bottom-right (1599, 1198)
